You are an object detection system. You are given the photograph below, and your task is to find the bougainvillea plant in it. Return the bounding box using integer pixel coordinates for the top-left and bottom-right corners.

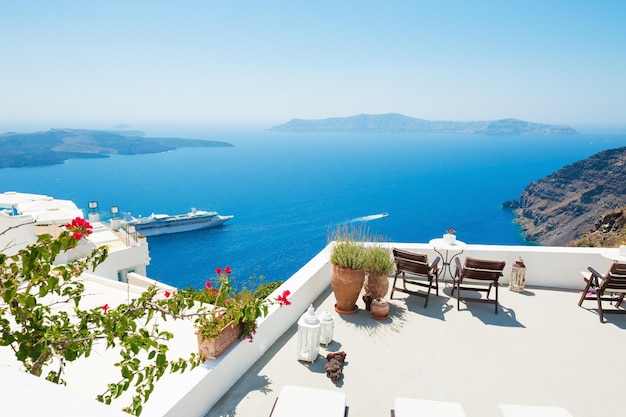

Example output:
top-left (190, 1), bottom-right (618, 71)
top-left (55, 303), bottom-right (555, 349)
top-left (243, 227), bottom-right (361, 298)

top-left (64, 216), bottom-right (93, 242)
top-left (195, 266), bottom-right (290, 342)
top-left (0, 219), bottom-right (290, 416)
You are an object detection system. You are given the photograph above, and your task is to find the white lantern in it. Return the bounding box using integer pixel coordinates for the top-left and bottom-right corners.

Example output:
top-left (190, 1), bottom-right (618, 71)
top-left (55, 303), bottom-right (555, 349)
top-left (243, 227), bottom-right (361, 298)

top-left (296, 305), bottom-right (321, 362)
top-left (509, 257), bottom-right (526, 292)
top-left (319, 310), bottom-right (335, 346)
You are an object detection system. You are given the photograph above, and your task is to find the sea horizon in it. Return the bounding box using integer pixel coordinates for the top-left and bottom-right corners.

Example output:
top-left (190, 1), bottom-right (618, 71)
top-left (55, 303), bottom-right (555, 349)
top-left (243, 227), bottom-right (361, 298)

top-left (2, 125), bottom-right (626, 290)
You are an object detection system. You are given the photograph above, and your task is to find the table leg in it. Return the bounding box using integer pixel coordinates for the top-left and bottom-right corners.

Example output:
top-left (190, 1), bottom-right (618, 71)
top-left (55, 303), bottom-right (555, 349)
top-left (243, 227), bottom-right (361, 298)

top-left (432, 248), bottom-right (464, 284)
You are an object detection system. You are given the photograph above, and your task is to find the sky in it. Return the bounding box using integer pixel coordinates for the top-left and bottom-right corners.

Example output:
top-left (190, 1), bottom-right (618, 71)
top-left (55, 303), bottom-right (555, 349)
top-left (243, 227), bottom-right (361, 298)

top-left (1, 1), bottom-right (625, 130)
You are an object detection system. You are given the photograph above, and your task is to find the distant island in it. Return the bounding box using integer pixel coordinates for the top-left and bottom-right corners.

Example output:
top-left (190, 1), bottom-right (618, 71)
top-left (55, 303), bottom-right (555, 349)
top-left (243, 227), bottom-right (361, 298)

top-left (0, 128), bottom-right (233, 169)
top-left (270, 113), bottom-right (579, 135)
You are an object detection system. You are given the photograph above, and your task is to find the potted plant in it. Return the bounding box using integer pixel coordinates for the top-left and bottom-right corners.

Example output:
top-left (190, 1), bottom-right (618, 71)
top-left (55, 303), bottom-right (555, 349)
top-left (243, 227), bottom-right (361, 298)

top-left (194, 267), bottom-right (291, 359)
top-left (329, 224), bottom-right (369, 314)
top-left (443, 227), bottom-right (457, 244)
top-left (364, 245), bottom-right (394, 319)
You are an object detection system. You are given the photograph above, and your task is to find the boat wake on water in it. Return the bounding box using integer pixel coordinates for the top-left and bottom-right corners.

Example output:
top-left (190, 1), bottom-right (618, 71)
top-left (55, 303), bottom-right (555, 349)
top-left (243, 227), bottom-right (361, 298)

top-left (347, 212), bottom-right (389, 223)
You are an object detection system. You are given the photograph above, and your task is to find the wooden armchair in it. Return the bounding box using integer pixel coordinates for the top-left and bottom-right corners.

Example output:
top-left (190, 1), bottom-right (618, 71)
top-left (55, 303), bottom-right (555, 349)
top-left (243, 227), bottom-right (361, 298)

top-left (452, 256), bottom-right (506, 314)
top-left (390, 248), bottom-right (440, 307)
top-left (578, 261), bottom-right (626, 323)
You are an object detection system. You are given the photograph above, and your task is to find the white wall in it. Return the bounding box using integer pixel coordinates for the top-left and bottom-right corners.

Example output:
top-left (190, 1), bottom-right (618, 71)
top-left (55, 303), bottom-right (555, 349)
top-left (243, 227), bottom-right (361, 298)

top-left (92, 244), bottom-right (150, 280)
top-left (0, 211), bottom-right (36, 255)
top-left (141, 247), bottom-right (333, 417)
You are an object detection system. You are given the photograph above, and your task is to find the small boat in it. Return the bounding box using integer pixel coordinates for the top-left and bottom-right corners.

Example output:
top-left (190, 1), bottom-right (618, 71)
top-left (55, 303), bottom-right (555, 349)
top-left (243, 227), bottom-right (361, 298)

top-left (122, 208), bottom-right (233, 237)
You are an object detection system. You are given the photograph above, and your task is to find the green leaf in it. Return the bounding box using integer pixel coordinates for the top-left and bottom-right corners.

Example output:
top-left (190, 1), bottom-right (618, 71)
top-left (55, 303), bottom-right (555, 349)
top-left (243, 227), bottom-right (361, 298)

top-left (156, 353), bottom-right (166, 367)
top-left (2, 287), bottom-right (16, 303)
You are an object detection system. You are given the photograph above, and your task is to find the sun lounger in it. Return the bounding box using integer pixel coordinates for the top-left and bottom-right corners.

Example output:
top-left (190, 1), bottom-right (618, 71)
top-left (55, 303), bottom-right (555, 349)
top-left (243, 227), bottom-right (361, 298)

top-left (269, 385), bottom-right (347, 417)
top-left (498, 404), bottom-right (574, 417)
top-left (391, 397), bottom-right (466, 417)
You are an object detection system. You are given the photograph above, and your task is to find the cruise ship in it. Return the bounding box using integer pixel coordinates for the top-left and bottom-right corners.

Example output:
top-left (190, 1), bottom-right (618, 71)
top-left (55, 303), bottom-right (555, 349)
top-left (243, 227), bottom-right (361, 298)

top-left (122, 209), bottom-right (234, 236)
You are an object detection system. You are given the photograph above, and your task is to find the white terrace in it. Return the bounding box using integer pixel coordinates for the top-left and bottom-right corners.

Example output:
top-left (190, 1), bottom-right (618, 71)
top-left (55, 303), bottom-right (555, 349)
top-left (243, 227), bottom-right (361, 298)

top-left (3, 241), bottom-right (626, 417)
top-left (149, 242), bottom-right (625, 417)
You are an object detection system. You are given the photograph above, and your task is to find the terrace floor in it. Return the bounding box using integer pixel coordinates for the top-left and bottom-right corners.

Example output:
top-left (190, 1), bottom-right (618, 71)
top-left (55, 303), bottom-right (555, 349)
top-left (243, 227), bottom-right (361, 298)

top-left (206, 280), bottom-right (626, 417)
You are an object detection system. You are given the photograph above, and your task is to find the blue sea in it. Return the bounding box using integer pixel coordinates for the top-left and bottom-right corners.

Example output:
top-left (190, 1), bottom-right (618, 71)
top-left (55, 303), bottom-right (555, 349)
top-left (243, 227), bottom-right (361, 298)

top-left (2, 126), bottom-right (626, 290)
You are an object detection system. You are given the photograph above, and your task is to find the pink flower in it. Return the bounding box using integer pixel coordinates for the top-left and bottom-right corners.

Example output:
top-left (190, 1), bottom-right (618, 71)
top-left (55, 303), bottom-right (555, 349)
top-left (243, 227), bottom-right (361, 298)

top-left (216, 267), bottom-right (222, 275)
top-left (224, 266), bottom-right (232, 274)
top-left (64, 217), bottom-right (93, 241)
top-left (276, 290), bottom-right (291, 306)
top-left (101, 304), bottom-right (110, 313)
top-left (164, 290), bottom-right (171, 298)
top-left (205, 281), bottom-right (212, 289)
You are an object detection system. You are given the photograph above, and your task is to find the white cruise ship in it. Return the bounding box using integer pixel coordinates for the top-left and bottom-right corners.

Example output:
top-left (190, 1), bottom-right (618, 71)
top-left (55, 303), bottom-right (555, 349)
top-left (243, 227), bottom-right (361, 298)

top-left (122, 208), bottom-right (233, 236)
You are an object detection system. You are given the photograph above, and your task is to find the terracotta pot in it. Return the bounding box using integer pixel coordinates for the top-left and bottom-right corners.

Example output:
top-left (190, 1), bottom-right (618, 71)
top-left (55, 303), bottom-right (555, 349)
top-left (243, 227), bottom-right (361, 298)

top-left (331, 264), bottom-right (365, 313)
top-left (196, 320), bottom-right (241, 360)
top-left (370, 299), bottom-right (390, 320)
top-left (365, 273), bottom-right (390, 300)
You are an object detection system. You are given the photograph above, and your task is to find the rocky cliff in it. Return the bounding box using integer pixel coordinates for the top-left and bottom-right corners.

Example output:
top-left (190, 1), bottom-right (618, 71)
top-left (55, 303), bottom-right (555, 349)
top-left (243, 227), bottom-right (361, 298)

top-left (567, 206), bottom-right (626, 247)
top-left (511, 146), bottom-right (626, 245)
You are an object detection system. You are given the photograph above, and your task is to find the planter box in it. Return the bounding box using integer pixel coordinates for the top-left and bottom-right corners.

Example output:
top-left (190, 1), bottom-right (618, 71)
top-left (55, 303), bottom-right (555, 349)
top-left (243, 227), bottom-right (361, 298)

top-left (196, 321), bottom-right (241, 360)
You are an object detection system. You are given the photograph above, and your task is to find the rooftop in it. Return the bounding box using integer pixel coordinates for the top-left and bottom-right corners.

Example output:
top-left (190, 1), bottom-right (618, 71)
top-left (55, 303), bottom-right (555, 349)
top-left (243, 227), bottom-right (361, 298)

top-left (206, 279), bottom-right (626, 417)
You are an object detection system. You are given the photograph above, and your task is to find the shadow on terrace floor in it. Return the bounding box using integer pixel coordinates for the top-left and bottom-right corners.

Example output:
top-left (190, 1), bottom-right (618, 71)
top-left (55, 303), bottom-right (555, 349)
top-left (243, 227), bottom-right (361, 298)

top-left (207, 282), bottom-right (626, 417)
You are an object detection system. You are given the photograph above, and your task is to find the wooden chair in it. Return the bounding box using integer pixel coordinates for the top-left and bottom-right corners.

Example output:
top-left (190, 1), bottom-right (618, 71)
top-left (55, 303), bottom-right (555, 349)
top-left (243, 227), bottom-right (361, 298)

top-left (390, 248), bottom-right (440, 307)
top-left (452, 256), bottom-right (506, 314)
top-left (578, 261), bottom-right (626, 323)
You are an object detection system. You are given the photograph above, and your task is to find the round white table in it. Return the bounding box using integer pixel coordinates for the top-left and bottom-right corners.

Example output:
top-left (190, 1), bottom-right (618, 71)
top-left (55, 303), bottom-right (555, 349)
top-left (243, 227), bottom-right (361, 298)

top-left (429, 238), bottom-right (467, 283)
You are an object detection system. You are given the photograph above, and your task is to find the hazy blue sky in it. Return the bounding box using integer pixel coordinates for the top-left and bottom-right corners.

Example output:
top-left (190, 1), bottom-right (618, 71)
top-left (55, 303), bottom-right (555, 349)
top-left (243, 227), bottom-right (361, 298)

top-left (2, 1), bottom-right (625, 129)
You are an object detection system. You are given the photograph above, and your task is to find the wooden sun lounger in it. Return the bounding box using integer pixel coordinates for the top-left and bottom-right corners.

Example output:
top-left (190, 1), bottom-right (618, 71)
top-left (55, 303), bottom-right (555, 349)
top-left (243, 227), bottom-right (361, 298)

top-left (391, 397), bottom-right (466, 417)
top-left (498, 404), bottom-right (574, 417)
top-left (269, 385), bottom-right (348, 417)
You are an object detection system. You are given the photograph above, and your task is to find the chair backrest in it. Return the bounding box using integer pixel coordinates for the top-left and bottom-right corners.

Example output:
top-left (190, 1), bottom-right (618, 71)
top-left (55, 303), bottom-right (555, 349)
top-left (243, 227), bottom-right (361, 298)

top-left (602, 262), bottom-right (626, 292)
top-left (459, 256), bottom-right (506, 283)
top-left (393, 248), bottom-right (433, 277)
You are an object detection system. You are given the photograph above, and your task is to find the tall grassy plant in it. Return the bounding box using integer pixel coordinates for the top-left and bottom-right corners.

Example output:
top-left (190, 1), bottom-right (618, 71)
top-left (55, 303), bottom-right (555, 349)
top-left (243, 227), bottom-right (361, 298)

top-left (366, 245), bottom-right (394, 276)
top-left (328, 224), bottom-right (369, 270)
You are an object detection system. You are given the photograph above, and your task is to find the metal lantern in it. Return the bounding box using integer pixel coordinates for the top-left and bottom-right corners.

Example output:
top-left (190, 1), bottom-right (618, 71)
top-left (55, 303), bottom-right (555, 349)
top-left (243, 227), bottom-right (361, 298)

top-left (319, 310), bottom-right (335, 346)
top-left (88, 201), bottom-right (100, 223)
top-left (110, 206), bottom-right (120, 230)
top-left (509, 257), bottom-right (526, 292)
top-left (296, 304), bottom-right (321, 362)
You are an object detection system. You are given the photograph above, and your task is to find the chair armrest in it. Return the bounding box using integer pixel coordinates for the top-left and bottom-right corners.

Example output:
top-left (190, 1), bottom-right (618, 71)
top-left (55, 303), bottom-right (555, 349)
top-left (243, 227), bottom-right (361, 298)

top-left (454, 257), bottom-right (463, 278)
top-left (587, 266), bottom-right (606, 281)
top-left (430, 256), bottom-right (441, 270)
top-left (586, 266), bottom-right (607, 288)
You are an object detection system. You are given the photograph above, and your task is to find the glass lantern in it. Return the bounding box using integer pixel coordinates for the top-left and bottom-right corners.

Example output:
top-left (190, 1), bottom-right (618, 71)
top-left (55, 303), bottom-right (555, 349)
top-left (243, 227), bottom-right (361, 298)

top-left (109, 206), bottom-right (120, 230)
top-left (319, 310), bottom-right (334, 346)
top-left (296, 304), bottom-right (321, 362)
top-left (87, 201), bottom-right (100, 223)
top-left (509, 257), bottom-right (526, 292)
